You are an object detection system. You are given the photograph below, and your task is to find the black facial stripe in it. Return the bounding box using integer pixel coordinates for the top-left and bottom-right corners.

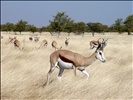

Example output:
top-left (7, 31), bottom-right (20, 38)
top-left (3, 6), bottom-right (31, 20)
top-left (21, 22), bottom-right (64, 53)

top-left (99, 52), bottom-right (102, 55)
top-left (100, 52), bottom-right (104, 60)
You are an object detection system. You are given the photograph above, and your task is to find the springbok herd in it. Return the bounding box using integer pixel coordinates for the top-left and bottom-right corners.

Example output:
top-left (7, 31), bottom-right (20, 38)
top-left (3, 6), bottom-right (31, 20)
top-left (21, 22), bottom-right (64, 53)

top-left (3, 36), bottom-right (69, 50)
top-left (1, 33), bottom-right (132, 99)
top-left (2, 35), bottom-right (109, 86)
top-left (3, 35), bottom-right (108, 51)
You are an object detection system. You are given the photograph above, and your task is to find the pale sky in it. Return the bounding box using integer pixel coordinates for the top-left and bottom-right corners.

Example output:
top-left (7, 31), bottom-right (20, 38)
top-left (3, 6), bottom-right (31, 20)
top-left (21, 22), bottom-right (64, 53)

top-left (1, 1), bottom-right (133, 28)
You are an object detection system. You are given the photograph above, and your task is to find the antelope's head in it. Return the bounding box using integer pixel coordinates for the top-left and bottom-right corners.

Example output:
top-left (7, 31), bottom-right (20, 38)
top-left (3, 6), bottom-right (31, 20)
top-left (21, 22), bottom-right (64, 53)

top-left (95, 43), bottom-right (106, 63)
top-left (96, 50), bottom-right (106, 63)
top-left (98, 38), bottom-right (108, 50)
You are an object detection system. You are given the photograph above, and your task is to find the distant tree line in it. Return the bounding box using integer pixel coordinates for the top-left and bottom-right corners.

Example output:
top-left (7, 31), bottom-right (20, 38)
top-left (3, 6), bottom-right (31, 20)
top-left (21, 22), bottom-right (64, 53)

top-left (1, 12), bottom-right (133, 36)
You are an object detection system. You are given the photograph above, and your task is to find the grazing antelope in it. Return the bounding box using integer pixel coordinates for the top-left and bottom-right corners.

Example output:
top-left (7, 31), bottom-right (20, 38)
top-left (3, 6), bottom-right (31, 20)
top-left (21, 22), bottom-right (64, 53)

top-left (5, 37), bottom-right (16, 45)
top-left (65, 38), bottom-right (70, 47)
top-left (90, 38), bottom-right (108, 49)
top-left (13, 38), bottom-right (24, 50)
top-left (51, 40), bottom-right (60, 50)
top-left (34, 36), bottom-right (40, 42)
top-left (29, 37), bottom-right (33, 41)
top-left (46, 42), bottom-right (107, 86)
top-left (38, 39), bottom-right (48, 49)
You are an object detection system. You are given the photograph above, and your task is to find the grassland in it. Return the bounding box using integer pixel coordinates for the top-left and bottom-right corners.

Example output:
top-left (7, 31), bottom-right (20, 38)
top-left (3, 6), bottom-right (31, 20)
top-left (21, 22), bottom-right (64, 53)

top-left (1, 32), bottom-right (133, 99)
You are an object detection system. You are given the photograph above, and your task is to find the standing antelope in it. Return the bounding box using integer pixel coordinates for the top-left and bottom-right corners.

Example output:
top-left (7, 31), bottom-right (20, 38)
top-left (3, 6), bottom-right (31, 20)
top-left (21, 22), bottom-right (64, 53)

top-left (45, 42), bottom-right (107, 85)
top-left (90, 38), bottom-right (108, 49)
top-left (38, 39), bottom-right (48, 49)
top-left (65, 38), bottom-right (70, 47)
top-left (14, 38), bottom-right (24, 50)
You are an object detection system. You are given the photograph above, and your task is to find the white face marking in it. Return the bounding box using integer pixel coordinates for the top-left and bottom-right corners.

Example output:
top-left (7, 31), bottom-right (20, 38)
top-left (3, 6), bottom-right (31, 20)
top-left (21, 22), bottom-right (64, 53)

top-left (58, 58), bottom-right (73, 69)
top-left (96, 50), bottom-right (106, 62)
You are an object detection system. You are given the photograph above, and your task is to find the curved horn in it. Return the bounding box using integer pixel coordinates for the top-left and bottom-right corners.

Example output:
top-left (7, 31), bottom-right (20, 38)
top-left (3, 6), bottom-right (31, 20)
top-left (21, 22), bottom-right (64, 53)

top-left (98, 38), bottom-right (104, 43)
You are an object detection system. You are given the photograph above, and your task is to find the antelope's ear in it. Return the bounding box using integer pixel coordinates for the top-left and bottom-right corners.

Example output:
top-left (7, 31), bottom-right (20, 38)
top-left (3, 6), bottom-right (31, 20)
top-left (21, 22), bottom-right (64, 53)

top-left (96, 44), bottom-right (104, 52)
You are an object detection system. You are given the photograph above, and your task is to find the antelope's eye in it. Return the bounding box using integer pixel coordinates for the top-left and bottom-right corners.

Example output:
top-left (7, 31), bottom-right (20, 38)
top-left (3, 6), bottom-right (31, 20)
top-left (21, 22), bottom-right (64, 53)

top-left (99, 52), bottom-right (102, 55)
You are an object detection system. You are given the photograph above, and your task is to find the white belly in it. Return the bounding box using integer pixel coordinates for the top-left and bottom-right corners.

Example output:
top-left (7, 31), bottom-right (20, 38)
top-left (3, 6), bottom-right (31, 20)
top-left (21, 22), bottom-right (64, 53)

top-left (58, 58), bottom-right (73, 69)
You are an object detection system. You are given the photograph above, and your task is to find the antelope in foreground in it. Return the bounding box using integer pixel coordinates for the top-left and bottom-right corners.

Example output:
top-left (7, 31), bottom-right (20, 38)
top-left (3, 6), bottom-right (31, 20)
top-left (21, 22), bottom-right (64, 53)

top-left (90, 38), bottom-right (108, 49)
top-left (38, 39), bottom-right (48, 49)
top-left (65, 38), bottom-right (70, 47)
top-left (45, 41), bottom-right (107, 86)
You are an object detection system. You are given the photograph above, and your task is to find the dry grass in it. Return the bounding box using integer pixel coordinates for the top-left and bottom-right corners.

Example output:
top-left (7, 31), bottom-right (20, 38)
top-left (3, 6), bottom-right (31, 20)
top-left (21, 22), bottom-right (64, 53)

top-left (1, 32), bottom-right (133, 100)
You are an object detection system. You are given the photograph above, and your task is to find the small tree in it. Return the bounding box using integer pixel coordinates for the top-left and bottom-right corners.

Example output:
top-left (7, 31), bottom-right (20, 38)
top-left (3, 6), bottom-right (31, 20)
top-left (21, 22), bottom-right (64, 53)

top-left (124, 15), bottom-right (133, 35)
top-left (1, 24), bottom-right (8, 31)
top-left (16, 20), bottom-right (28, 35)
top-left (113, 18), bottom-right (123, 33)
top-left (29, 25), bottom-right (37, 34)
top-left (49, 12), bottom-right (74, 38)
top-left (2, 22), bottom-right (14, 33)
top-left (47, 25), bottom-right (55, 36)
top-left (73, 22), bottom-right (86, 36)
top-left (13, 24), bottom-right (18, 35)
top-left (86, 22), bottom-right (108, 36)
top-left (65, 22), bottom-right (75, 36)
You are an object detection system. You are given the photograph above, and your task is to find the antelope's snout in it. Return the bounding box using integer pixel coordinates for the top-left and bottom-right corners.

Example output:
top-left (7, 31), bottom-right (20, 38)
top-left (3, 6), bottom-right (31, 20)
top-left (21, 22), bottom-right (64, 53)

top-left (102, 60), bottom-right (106, 63)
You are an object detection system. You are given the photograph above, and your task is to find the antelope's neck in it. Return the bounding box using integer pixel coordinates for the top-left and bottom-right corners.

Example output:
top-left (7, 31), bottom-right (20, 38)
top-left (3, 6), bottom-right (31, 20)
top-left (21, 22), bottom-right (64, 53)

top-left (84, 52), bottom-right (97, 66)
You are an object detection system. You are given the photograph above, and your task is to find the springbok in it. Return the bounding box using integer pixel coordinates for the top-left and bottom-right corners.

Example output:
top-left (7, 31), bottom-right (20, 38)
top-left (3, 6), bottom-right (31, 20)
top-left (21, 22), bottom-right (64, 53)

top-left (5, 37), bottom-right (16, 45)
top-left (29, 37), bottom-right (33, 41)
top-left (51, 40), bottom-right (62, 50)
top-left (13, 38), bottom-right (24, 50)
top-left (38, 39), bottom-right (48, 49)
top-left (34, 36), bottom-right (40, 42)
top-left (65, 38), bottom-right (70, 47)
top-left (90, 38), bottom-right (108, 49)
top-left (46, 42), bottom-right (107, 85)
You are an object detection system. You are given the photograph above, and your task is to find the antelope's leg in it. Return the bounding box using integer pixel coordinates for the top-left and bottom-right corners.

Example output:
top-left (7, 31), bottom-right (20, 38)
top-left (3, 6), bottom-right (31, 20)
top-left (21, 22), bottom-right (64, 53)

top-left (46, 62), bottom-right (58, 85)
top-left (58, 68), bottom-right (64, 81)
top-left (78, 68), bottom-right (89, 79)
top-left (74, 66), bottom-right (77, 77)
top-left (90, 44), bottom-right (94, 49)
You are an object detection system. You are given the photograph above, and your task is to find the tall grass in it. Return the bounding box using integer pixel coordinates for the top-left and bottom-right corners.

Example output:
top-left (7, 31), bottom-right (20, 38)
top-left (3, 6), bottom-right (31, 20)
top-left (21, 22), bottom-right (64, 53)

top-left (1, 32), bottom-right (132, 99)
